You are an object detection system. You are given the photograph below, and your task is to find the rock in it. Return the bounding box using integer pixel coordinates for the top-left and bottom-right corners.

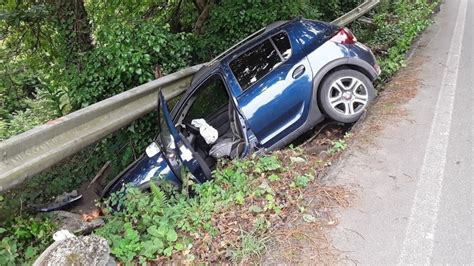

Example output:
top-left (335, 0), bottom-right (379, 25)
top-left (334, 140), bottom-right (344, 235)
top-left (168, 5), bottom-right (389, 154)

top-left (53, 230), bottom-right (75, 242)
top-left (54, 190), bottom-right (79, 203)
top-left (49, 211), bottom-right (104, 235)
top-left (290, 156), bottom-right (306, 164)
top-left (306, 144), bottom-right (330, 155)
top-left (34, 235), bottom-right (115, 266)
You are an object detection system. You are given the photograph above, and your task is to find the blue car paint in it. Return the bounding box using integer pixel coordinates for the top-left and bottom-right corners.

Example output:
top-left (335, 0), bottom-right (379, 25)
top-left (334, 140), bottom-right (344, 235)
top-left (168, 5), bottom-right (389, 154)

top-left (236, 56), bottom-right (313, 147)
top-left (101, 152), bottom-right (179, 198)
top-left (349, 42), bottom-right (377, 66)
top-left (102, 92), bottom-right (210, 197)
top-left (103, 18), bottom-right (379, 197)
top-left (221, 21), bottom-right (338, 148)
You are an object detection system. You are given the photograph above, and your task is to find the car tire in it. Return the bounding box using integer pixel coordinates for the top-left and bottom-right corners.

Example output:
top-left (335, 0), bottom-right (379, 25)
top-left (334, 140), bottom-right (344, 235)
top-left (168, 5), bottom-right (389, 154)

top-left (318, 69), bottom-right (376, 123)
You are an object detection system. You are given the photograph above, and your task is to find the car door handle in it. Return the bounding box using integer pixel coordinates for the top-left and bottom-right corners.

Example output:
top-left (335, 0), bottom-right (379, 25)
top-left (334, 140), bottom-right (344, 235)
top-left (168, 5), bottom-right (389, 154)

top-left (292, 65), bottom-right (305, 79)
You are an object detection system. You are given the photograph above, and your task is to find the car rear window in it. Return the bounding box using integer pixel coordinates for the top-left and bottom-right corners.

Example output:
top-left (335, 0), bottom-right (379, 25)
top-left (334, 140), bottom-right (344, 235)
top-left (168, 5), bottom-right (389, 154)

top-left (229, 39), bottom-right (282, 91)
top-left (272, 32), bottom-right (291, 60)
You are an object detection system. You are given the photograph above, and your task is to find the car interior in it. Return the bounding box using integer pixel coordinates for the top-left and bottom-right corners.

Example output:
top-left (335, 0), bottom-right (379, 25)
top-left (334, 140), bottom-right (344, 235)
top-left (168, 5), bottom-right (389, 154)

top-left (176, 74), bottom-right (246, 170)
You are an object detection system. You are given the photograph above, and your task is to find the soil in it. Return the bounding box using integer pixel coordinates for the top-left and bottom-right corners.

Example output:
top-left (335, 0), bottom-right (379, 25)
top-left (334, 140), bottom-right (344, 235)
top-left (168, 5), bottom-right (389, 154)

top-left (350, 54), bottom-right (423, 146)
top-left (68, 180), bottom-right (102, 215)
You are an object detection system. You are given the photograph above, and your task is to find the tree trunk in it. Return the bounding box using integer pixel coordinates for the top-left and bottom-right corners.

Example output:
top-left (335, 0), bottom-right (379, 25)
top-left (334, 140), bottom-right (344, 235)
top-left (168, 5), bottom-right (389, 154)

top-left (48, 0), bottom-right (93, 68)
top-left (193, 0), bottom-right (207, 14)
top-left (169, 0), bottom-right (184, 33)
top-left (193, 0), bottom-right (213, 34)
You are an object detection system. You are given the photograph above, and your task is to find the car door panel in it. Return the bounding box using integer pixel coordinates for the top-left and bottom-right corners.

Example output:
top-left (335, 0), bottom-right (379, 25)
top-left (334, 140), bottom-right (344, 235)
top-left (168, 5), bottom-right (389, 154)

top-left (158, 91), bottom-right (211, 183)
top-left (237, 57), bottom-right (313, 147)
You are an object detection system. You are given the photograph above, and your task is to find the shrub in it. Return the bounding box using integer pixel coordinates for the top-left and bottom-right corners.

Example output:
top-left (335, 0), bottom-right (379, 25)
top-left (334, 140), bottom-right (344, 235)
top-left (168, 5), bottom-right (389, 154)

top-left (96, 155), bottom-right (283, 263)
top-left (351, 0), bottom-right (439, 81)
top-left (0, 214), bottom-right (56, 265)
top-left (67, 22), bottom-right (193, 109)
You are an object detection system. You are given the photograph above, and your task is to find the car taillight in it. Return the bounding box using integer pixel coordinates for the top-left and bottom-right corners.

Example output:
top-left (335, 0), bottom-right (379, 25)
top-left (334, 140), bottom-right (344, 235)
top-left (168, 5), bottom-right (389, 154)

top-left (330, 28), bottom-right (357, 44)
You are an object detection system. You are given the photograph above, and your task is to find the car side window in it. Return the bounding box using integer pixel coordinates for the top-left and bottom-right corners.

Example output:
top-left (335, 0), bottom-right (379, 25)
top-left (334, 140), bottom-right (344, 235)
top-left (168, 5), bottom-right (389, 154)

top-left (184, 75), bottom-right (229, 123)
top-left (229, 39), bottom-right (282, 91)
top-left (272, 32), bottom-right (291, 60)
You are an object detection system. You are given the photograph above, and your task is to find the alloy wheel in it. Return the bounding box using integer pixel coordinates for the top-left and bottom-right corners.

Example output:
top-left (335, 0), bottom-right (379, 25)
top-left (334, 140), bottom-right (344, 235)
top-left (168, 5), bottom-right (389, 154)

top-left (327, 76), bottom-right (369, 116)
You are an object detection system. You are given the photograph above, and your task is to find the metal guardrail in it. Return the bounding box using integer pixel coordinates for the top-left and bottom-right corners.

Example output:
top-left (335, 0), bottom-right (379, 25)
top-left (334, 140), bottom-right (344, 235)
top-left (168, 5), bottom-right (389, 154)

top-left (0, 0), bottom-right (379, 192)
top-left (0, 64), bottom-right (204, 191)
top-left (331, 0), bottom-right (380, 26)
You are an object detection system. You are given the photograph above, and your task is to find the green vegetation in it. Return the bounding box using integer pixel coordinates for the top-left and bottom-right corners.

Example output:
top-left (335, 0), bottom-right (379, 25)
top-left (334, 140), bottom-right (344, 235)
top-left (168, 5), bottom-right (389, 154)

top-left (1, 0), bottom-right (350, 140)
top-left (351, 0), bottom-right (440, 81)
top-left (0, 0), bottom-right (358, 206)
top-left (0, 213), bottom-right (56, 265)
top-left (328, 132), bottom-right (352, 155)
top-left (95, 155), bottom-right (285, 263)
top-left (230, 231), bottom-right (268, 263)
top-left (0, 0), bottom-right (440, 264)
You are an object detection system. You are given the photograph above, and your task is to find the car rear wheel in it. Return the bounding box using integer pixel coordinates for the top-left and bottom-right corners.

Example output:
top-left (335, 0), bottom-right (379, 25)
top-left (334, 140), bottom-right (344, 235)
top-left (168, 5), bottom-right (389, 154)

top-left (319, 69), bottom-right (375, 123)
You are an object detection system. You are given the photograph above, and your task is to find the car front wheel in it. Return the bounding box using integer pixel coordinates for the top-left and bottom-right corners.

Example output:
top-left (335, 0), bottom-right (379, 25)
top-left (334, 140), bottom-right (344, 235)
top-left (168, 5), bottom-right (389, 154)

top-left (319, 69), bottom-right (376, 123)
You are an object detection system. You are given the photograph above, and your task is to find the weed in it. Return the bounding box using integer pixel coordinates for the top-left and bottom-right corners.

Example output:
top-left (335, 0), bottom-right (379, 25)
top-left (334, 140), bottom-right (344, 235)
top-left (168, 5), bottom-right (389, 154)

top-left (95, 155), bottom-right (283, 263)
top-left (230, 231), bottom-right (268, 264)
top-left (0, 216), bottom-right (56, 265)
top-left (328, 139), bottom-right (348, 155)
top-left (254, 155), bottom-right (282, 173)
top-left (351, 0), bottom-right (441, 82)
top-left (268, 174), bottom-right (281, 182)
top-left (292, 175), bottom-right (314, 188)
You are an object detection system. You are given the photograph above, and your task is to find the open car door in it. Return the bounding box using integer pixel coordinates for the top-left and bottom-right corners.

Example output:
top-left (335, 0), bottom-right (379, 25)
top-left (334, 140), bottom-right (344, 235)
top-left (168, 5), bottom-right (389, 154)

top-left (101, 91), bottom-right (212, 199)
top-left (157, 91), bottom-right (212, 183)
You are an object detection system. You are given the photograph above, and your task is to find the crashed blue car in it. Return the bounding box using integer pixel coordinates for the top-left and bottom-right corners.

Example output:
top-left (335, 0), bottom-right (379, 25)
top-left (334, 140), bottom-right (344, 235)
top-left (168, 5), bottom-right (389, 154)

top-left (102, 18), bottom-right (380, 197)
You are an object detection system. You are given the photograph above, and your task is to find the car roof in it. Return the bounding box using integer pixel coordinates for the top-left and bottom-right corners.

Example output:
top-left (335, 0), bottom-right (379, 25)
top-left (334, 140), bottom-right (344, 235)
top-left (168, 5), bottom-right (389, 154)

top-left (210, 20), bottom-right (290, 64)
top-left (191, 19), bottom-right (297, 85)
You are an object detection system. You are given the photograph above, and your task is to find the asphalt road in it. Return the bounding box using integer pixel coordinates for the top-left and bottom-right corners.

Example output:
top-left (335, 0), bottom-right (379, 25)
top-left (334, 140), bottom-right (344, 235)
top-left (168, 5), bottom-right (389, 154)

top-left (328, 1), bottom-right (473, 264)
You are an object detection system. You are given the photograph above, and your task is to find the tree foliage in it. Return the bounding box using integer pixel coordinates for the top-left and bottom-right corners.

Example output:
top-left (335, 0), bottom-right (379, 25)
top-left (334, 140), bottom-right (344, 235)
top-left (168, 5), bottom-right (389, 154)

top-left (0, 0), bottom-right (332, 140)
top-left (192, 0), bottom-right (321, 62)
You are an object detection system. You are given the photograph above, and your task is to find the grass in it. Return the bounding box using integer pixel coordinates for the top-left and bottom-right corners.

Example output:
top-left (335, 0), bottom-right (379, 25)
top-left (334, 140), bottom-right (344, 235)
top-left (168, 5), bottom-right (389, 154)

top-left (230, 231), bottom-right (268, 263)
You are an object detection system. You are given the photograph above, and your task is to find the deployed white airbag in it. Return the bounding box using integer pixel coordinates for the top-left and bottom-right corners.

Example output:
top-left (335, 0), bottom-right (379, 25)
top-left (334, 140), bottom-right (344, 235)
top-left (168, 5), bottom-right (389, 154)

top-left (191, 119), bottom-right (218, 145)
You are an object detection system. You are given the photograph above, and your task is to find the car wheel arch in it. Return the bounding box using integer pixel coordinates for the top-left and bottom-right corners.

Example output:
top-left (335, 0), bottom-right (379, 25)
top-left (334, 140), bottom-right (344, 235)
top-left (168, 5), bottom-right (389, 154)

top-left (311, 57), bottom-right (377, 112)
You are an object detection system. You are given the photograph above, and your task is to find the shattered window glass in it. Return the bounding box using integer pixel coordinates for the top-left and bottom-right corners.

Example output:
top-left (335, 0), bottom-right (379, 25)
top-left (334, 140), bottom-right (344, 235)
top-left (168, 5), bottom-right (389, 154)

top-left (230, 39), bottom-right (282, 91)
